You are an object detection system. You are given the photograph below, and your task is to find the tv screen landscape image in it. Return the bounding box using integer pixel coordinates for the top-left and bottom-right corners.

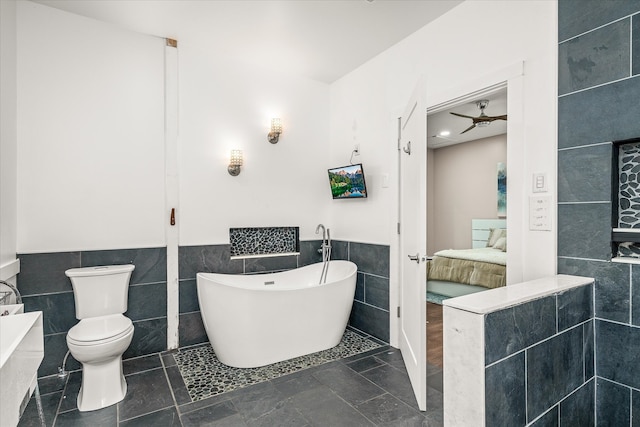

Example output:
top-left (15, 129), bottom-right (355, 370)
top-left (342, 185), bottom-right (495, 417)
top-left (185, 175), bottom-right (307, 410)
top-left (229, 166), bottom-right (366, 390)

top-left (327, 163), bottom-right (367, 199)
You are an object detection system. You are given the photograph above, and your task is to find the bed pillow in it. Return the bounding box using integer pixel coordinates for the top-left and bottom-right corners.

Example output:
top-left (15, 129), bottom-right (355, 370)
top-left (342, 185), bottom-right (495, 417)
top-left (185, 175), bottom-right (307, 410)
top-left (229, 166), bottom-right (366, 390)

top-left (486, 228), bottom-right (506, 247)
top-left (493, 236), bottom-right (507, 251)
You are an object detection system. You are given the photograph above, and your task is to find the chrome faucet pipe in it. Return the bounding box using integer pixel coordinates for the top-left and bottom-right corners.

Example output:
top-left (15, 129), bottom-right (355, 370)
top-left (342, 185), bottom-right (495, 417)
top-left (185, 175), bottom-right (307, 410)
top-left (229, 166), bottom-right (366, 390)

top-left (0, 279), bottom-right (22, 304)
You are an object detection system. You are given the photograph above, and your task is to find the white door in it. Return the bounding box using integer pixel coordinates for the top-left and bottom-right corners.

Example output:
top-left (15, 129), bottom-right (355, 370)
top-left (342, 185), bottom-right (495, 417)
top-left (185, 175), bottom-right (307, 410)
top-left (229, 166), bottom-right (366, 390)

top-left (398, 80), bottom-right (427, 411)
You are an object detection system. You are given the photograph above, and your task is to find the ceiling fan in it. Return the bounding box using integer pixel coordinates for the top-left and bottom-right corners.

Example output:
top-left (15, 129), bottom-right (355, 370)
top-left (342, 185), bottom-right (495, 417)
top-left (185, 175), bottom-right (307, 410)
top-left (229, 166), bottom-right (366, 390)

top-left (450, 99), bottom-right (507, 134)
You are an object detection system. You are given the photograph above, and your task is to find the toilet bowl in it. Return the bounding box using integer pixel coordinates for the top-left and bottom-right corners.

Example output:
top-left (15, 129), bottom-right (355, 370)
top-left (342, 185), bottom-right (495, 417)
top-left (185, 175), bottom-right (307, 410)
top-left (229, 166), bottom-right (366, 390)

top-left (66, 314), bottom-right (134, 411)
top-left (65, 264), bottom-right (135, 412)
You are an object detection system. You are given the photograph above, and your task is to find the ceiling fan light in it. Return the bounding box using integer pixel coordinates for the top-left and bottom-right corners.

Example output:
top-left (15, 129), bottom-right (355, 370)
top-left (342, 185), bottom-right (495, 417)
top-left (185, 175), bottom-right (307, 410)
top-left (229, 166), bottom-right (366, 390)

top-left (476, 121), bottom-right (490, 128)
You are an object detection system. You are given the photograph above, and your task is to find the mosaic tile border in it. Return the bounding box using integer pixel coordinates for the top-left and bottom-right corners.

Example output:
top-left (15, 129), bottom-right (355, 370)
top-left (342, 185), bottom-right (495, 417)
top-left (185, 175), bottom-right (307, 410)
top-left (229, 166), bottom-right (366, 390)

top-left (172, 329), bottom-right (384, 402)
top-left (229, 226), bottom-right (299, 258)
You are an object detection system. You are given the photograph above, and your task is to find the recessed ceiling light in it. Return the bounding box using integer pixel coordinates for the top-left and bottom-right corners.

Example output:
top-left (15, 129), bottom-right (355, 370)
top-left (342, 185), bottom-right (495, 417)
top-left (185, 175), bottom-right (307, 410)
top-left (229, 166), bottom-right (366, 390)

top-left (438, 130), bottom-right (451, 137)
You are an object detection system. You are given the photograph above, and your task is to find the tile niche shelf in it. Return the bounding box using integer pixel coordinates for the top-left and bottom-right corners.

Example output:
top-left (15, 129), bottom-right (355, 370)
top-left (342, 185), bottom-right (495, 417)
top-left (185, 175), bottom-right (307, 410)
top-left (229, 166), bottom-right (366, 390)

top-left (229, 226), bottom-right (300, 260)
top-left (612, 137), bottom-right (640, 263)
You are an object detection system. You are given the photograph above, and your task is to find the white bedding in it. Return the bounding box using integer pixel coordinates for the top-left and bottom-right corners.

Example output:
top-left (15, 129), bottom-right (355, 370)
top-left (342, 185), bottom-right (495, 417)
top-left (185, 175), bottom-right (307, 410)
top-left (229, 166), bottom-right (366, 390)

top-left (433, 247), bottom-right (507, 266)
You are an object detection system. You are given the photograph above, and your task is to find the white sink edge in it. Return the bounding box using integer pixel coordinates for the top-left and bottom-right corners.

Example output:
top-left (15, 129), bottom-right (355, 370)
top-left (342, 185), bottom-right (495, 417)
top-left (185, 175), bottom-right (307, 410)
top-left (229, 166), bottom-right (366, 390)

top-left (0, 311), bottom-right (42, 370)
top-left (0, 304), bottom-right (24, 316)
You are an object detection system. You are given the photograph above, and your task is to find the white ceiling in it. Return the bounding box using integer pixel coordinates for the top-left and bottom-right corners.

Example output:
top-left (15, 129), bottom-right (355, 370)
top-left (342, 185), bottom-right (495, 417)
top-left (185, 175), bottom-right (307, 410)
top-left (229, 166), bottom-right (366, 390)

top-left (427, 87), bottom-right (508, 149)
top-left (32, 0), bottom-right (464, 84)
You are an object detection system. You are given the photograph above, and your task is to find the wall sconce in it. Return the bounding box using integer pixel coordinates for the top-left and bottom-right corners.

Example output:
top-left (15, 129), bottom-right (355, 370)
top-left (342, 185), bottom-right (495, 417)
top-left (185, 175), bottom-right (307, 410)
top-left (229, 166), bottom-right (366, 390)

top-left (267, 118), bottom-right (283, 144)
top-left (228, 149), bottom-right (243, 176)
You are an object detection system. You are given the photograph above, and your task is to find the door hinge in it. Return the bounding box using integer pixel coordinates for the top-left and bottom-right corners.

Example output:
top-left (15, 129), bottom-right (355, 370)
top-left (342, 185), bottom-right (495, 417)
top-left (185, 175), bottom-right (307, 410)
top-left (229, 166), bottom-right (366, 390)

top-left (397, 222), bottom-right (401, 234)
top-left (397, 306), bottom-right (401, 318)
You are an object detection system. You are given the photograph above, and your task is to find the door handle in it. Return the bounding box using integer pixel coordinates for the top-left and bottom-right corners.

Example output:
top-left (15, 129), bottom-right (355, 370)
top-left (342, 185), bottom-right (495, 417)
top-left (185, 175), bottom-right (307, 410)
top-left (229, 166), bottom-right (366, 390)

top-left (407, 253), bottom-right (421, 263)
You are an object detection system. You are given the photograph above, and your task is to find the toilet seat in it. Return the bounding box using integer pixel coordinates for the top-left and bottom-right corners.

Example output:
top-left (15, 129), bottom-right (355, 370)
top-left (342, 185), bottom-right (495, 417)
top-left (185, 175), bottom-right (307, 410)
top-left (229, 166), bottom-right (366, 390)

top-left (68, 314), bottom-right (133, 346)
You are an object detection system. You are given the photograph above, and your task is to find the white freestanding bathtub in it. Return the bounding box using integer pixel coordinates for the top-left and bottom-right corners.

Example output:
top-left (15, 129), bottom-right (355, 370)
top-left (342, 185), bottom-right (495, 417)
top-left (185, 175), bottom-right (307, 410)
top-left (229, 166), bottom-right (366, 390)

top-left (196, 260), bottom-right (357, 368)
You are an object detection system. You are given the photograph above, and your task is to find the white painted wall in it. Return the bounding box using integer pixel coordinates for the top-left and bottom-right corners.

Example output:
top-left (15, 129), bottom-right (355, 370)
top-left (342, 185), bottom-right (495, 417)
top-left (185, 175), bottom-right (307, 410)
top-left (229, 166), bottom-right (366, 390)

top-left (16, 2), bottom-right (166, 253)
top-left (178, 43), bottom-right (331, 245)
top-left (1, 0), bottom-right (18, 277)
top-left (329, 0), bottom-right (557, 274)
top-left (428, 135), bottom-right (507, 254)
top-left (329, 1), bottom-right (557, 345)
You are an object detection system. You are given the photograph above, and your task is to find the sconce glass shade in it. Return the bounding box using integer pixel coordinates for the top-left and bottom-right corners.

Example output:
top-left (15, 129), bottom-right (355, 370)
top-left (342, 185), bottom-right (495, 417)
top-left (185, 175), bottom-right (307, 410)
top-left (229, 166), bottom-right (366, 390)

top-left (268, 118), bottom-right (282, 144)
top-left (228, 149), bottom-right (243, 176)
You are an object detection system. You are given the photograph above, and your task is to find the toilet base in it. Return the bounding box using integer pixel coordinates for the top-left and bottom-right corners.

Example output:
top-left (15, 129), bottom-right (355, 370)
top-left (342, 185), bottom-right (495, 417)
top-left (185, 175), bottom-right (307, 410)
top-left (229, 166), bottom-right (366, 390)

top-left (77, 355), bottom-right (127, 412)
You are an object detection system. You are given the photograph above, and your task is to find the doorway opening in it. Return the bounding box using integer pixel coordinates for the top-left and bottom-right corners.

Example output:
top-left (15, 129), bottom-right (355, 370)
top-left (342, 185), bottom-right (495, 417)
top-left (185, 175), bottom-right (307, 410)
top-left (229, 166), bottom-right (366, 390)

top-left (425, 83), bottom-right (508, 396)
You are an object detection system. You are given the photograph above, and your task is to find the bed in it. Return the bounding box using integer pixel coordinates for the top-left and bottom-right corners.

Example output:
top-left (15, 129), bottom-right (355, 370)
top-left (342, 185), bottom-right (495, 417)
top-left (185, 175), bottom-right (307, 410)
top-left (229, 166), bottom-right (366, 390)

top-left (427, 219), bottom-right (506, 302)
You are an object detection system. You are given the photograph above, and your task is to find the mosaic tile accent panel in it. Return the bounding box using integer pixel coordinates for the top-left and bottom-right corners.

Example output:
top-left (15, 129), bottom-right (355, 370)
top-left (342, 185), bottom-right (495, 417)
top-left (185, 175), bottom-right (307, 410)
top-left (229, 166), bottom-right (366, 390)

top-left (618, 141), bottom-right (640, 228)
top-left (172, 329), bottom-right (383, 402)
top-left (617, 141), bottom-right (640, 258)
top-left (229, 226), bottom-right (299, 257)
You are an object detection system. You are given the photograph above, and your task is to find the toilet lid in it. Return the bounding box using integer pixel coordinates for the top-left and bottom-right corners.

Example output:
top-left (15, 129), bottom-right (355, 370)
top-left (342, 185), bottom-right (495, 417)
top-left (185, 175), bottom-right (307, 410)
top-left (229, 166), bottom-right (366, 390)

top-left (67, 314), bottom-right (133, 344)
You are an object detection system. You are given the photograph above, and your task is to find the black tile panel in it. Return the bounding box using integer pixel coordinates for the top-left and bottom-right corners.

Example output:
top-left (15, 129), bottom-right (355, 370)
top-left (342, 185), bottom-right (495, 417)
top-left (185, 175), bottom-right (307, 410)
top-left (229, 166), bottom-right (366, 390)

top-left (23, 292), bottom-right (77, 335)
top-left (558, 76), bottom-right (640, 149)
top-left (530, 406), bottom-right (558, 427)
top-left (557, 203), bottom-right (612, 261)
top-left (557, 283), bottom-right (593, 332)
top-left (526, 326), bottom-right (584, 421)
top-left (484, 296), bottom-right (556, 365)
top-left (349, 242), bottom-right (390, 277)
top-left (359, 363), bottom-right (418, 411)
top-left (124, 317), bottom-right (167, 359)
top-left (330, 240), bottom-right (349, 261)
top-left (122, 354), bottom-right (162, 376)
top-left (179, 278), bottom-right (200, 313)
top-left (596, 319), bottom-right (640, 389)
top-left (126, 282), bottom-right (167, 321)
top-left (633, 389), bottom-right (640, 427)
top-left (179, 311), bottom-right (208, 347)
top-left (17, 251), bottom-right (79, 295)
top-left (298, 239), bottom-right (323, 266)
top-left (560, 379), bottom-right (595, 427)
top-left (558, 0), bottom-right (640, 41)
top-left (355, 272), bottom-right (365, 302)
top-left (596, 377), bottom-right (631, 426)
top-left (244, 254), bottom-right (297, 274)
top-left (119, 407), bottom-right (182, 427)
top-left (55, 405), bottom-right (117, 426)
top-left (558, 258), bottom-right (630, 323)
top-left (179, 245), bottom-right (243, 279)
top-left (118, 368), bottom-right (175, 421)
top-left (558, 19), bottom-right (630, 95)
top-left (557, 143), bottom-right (612, 203)
top-left (584, 320), bottom-right (595, 380)
top-left (349, 300), bottom-right (389, 343)
top-left (311, 363), bottom-right (385, 406)
top-left (81, 247), bottom-right (166, 285)
top-left (633, 264), bottom-right (640, 326)
top-left (364, 274), bottom-right (389, 310)
top-left (485, 353), bottom-right (526, 427)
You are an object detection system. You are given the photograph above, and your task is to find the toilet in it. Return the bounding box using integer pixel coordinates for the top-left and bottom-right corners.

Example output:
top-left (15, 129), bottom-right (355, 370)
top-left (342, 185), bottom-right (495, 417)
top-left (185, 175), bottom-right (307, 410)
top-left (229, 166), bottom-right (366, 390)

top-left (65, 264), bottom-right (135, 412)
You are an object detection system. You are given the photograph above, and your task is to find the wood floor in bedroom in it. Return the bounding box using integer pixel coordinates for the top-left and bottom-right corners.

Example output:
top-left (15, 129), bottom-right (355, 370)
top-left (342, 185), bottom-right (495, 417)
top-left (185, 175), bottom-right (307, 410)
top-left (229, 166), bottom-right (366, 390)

top-left (427, 302), bottom-right (443, 368)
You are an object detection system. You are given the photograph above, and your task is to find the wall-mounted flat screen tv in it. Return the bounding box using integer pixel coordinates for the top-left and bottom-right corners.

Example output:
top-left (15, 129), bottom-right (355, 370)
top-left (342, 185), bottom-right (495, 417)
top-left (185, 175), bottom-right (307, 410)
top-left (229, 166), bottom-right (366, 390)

top-left (327, 163), bottom-right (368, 199)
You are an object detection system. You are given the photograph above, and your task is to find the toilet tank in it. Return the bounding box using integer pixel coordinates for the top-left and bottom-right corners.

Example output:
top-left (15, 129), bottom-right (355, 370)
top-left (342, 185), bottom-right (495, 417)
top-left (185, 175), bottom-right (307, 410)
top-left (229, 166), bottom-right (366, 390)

top-left (65, 264), bottom-right (135, 319)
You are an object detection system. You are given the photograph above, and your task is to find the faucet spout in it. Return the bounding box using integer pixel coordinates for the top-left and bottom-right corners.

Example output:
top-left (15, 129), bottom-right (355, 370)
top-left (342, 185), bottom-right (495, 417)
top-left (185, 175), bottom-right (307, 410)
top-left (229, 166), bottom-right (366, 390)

top-left (0, 279), bottom-right (22, 304)
top-left (315, 223), bottom-right (326, 239)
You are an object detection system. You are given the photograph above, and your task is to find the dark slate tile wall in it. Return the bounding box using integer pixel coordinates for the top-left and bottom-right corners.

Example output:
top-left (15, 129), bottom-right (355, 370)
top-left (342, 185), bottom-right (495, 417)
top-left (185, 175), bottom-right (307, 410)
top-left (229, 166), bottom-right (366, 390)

top-left (18, 247), bottom-right (167, 377)
top-left (178, 239), bottom-right (391, 346)
top-left (558, 2), bottom-right (640, 426)
top-left (484, 284), bottom-right (594, 426)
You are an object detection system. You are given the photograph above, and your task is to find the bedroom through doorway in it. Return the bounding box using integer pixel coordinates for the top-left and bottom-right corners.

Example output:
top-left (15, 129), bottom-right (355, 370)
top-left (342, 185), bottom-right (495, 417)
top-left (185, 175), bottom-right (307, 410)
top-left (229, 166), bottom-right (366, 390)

top-left (425, 84), bottom-right (508, 392)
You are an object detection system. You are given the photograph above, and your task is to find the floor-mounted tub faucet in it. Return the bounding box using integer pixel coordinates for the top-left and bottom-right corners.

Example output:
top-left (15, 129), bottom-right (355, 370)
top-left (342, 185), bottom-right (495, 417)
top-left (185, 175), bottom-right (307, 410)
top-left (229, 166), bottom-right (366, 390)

top-left (315, 224), bottom-right (331, 284)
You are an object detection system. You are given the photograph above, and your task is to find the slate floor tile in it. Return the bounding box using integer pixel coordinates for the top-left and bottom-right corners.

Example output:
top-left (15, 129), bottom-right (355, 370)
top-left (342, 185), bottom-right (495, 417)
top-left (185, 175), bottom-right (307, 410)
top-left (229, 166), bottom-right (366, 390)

top-left (119, 407), bottom-right (182, 427)
top-left (355, 393), bottom-right (425, 425)
top-left (118, 368), bottom-right (175, 421)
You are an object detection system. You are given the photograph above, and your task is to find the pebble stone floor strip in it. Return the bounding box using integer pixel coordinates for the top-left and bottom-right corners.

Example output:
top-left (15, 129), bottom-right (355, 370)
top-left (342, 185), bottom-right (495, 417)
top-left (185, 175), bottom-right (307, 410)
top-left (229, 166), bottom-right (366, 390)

top-left (173, 329), bottom-right (384, 403)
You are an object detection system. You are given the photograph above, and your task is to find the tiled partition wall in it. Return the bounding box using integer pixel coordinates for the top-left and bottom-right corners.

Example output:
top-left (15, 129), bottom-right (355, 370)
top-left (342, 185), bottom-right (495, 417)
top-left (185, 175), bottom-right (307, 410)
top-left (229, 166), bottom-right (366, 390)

top-left (18, 248), bottom-right (167, 377)
top-left (443, 276), bottom-right (594, 426)
top-left (178, 240), bottom-right (390, 347)
top-left (557, 1), bottom-right (640, 424)
top-left (484, 284), bottom-right (594, 426)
